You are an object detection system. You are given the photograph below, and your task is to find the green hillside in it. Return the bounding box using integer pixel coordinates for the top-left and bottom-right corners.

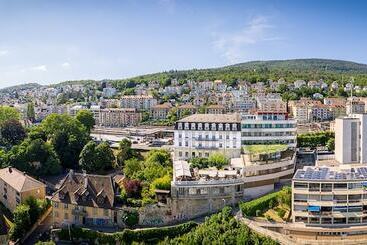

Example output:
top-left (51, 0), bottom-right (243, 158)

top-left (111, 58), bottom-right (367, 89)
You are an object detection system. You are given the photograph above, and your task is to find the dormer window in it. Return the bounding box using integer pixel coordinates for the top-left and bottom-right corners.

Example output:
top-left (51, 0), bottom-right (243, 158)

top-left (178, 123), bottom-right (183, 130)
top-left (184, 123), bottom-right (189, 130)
top-left (232, 123), bottom-right (237, 130)
top-left (225, 123), bottom-right (230, 131)
top-left (211, 123), bottom-right (216, 130)
top-left (204, 123), bottom-right (209, 130)
top-left (218, 123), bottom-right (223, 131)
top-left (191, 123), bottom-right (196, 130)
top-left (197, 123), bottom-right (203, 130)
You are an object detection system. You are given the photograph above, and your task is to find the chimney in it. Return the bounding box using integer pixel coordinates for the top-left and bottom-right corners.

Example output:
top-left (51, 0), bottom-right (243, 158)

top-left (8, 167), bottom-right (12, 173)
top-left (69, 169), bottom-right (74, 177)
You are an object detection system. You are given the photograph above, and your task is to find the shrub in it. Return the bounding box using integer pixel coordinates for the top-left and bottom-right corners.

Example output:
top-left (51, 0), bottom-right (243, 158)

top-left (122, 209), bottom-right (139, 227)
top-left (208, 153), bottom-right (228, 169)
top-left (240, 187), bottom-right (291, 217)
top-left (122, 179), bottom-right (142, 198)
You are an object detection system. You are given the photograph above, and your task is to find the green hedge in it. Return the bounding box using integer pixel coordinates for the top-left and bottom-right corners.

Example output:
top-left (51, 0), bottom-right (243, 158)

top-left (240, 187), bottom-right (291, 217)
top-left (119, 221), bottom-right (197, 243)
top-left (57, 221), bottom-right (198, 244)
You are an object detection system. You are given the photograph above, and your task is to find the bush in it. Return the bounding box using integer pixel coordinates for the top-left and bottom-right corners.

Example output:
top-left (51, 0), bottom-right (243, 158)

top-left (122, 209), bottom-right (139, 227)
top-left (240, 187), bottom-right (291, 217)
top-left (57, 221), bottom-right (198, 244)
top-left (208, 153), bottom-right (228, 169)
top-left (190, 157), bottom-right (209, 169)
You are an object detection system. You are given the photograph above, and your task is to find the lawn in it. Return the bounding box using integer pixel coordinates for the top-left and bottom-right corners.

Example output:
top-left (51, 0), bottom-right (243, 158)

top-left (243, 144), bottom-right (288, 155)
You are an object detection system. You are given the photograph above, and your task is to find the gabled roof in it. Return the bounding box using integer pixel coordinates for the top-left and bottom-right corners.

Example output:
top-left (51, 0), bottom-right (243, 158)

top-left (51, 170), bottom-right (115, 208)
top-left (0, 167), bottom-right (45, 192)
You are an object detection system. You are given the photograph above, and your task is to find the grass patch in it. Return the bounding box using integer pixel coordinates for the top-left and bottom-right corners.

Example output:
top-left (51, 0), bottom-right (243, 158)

top-left (243, 144), bottom-right (288, 155)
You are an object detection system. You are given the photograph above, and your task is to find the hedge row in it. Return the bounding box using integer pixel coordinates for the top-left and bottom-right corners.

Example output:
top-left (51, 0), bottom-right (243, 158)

top-left (240, 191), bottom-right (280, 217)
top-left (57, 221), bottom-right (198, 244)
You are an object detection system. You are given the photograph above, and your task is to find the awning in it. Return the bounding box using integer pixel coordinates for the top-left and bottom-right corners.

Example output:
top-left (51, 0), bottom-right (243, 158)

top-left (308, 206), bottom-right (320, 212)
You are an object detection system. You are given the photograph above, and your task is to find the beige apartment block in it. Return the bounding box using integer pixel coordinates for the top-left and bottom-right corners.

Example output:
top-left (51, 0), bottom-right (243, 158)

top-left (0, 167), bottom-right (46, 212)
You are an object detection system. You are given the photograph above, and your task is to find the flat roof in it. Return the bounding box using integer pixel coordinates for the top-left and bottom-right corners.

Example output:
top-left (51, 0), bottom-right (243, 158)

top-left (294, 165), bottom-right (367, 181)
top-left (178, 113), bottom-right (240, 123)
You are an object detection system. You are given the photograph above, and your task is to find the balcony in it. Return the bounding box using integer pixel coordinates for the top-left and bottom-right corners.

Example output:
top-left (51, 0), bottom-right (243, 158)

top-left (194, 146), bottom-right (219, 150)
top-left (194, 137), bottom-right (218, 142)
top-left (72, 209), bottom-right (88, 216)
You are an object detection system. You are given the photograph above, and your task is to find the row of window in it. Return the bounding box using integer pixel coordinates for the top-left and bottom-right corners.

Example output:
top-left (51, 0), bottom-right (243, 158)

top-left (294, 193), bottom-right (367, 203)
top-left (294, 182), bottom-right (366, 191)
top-left (241, 132), bottom-right (296, 137)
top-left (178, 134), bottom-right (236, 140)
top-left (242, 123), bottom-right (296, 129)
top-left (177, 122), bottom-right (239, 131)
top-left (176, 185), bottom-right (242, 196)
top-left (178, 142), bottom-right (238, 149)
top-left (295, 216), bottom-right (366, 225)
top-left (242, 139), bottom-right (296, 144)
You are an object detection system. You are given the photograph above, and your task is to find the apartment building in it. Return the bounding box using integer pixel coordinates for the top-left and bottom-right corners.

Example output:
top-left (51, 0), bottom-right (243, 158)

top-left (120, 95), bottom-right (157, 110)
top-left (90, 108), bottom-right (141, 127)
top-left (174, 114), bottom-right (242, 160)
top-left (292, 165), bottom-right (367, 228)
top-left (205, 104), bottom-right (226, 114)
top-left (0, 167), bottom-right (46, 212)
top-left (335, 114), bottom-right (367, 164)
top-left (150, 103), bottom-right (172, 120)
top-left (346, 99), bottom-right (365, 115)
top-left (241, 111), bottom-right (297, 148)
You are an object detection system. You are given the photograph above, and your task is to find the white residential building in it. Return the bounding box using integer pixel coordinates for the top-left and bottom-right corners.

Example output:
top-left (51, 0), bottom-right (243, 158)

top-left (174, 114), bottom-right (242, 160)
top-left (241, 112), bottom-right (297, 147)
top-left (335, 114), bottom-right (367, 164)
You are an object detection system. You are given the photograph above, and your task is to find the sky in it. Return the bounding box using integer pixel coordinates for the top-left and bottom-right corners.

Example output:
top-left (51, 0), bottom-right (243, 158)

top-left (1, 0), bottom-right (367, 88)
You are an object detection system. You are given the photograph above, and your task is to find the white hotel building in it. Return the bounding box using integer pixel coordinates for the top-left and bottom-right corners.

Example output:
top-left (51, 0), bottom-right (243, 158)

top-left (241, 111), bottom-right (297, 148)
top-left (173, 114), bottom-right (242, 160)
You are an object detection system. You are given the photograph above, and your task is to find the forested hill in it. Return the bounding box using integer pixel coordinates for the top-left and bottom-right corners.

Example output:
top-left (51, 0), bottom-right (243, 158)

top-left (227, 59), bottom-right (367, 73)
top-left (111, 58), bottom-right (367, 88)
top-left (3, 59), bottom-right (367, 91)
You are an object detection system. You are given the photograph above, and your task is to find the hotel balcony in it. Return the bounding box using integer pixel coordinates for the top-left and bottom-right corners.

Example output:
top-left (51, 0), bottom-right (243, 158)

top-left (72, 209), bottom-right (88, 216)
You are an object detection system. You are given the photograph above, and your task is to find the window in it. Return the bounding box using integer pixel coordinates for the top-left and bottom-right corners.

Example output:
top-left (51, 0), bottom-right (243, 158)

top-left (93, 208), bottom-right (98, 215)
top-left (294, 182), bottom-right (308, 189)
top-left (54, 211), bottom-right (59, 218)
top-left (64, 204), bottom-right (68, 209)
top-left (178, 134), bottom-right (182, 138)
top-left (54, 202), bottom-right (59, 208)
top-left (104, 209), bottom-right (109, 216)
top-left (64, 213), bottom-right (69, 219)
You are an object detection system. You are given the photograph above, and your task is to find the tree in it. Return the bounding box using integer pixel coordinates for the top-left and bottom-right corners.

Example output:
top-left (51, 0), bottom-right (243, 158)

top-left (145, 149), bottom-right (171, 167)
top-left (26, 102), bottom-right (35, 122)
top-left (76, 110), bottom-right (95, 132)
top-left (117, 139), bottom-right (135, 166)
top-left (326, 138), bottom-right (335, 151)
top-left (7, 138), bottom-right (62, 176)
top-left (0, 119), bottom-right (26, 146)
top-left (208, 153), bottom-right (228, 169)
top-left (167, 108), bottom-right (178, 123)
top-left (123, 158), bottom-right (142, 179)
top-left (150, 174), bottom-right (171, 191)
top-left (122, 179), bottom-right (142, 198)
top-left (9, 204), bottom-right (31, 241)
top-left (0, 106), bottom-right (20, 126)
top-left (79, 141), bottom-right (114, 173)
top-left (40, 114), bottom-right (89, 168)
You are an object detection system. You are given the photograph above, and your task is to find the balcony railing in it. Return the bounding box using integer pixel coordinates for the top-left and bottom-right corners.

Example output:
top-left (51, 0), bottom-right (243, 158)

top-left (72, 209), bottom-right (87, 216)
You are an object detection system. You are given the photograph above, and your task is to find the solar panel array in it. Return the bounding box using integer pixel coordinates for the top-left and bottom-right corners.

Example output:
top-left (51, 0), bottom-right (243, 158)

top-left (294, 166), bottom-right (367, 180)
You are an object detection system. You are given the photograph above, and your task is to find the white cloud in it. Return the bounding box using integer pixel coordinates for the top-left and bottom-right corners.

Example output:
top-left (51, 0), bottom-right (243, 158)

top-left (212, 16), bottom-right (281, 64)
top-left (30, 65), bottom-right (47, 72)
top-left (0, 50), bottom-right (9, 56)
top-left (62, 62), bottom-right (71, 68)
